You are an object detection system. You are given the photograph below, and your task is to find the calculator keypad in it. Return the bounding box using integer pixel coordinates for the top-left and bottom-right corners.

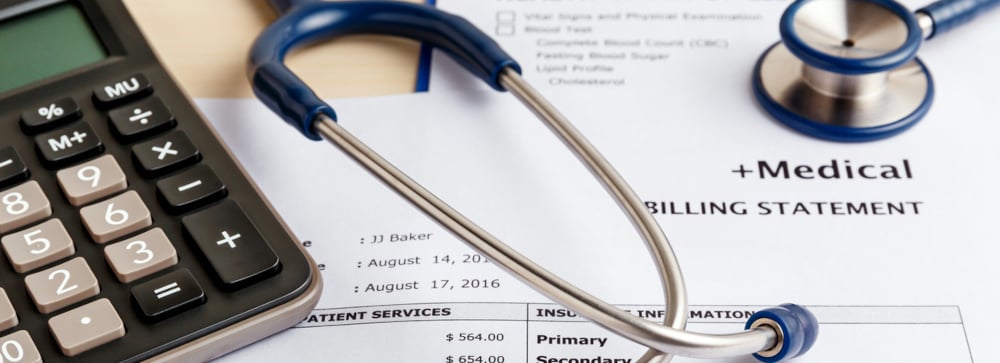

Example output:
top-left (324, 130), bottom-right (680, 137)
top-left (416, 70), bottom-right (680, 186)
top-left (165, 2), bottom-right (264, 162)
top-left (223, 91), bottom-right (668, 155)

top-left (80, 190), bottom-right (152, 244)
top-left (0, 68), bottom-right (299, 361)
top-left (2, 219), bottom-right (75, 273)
top-left (49, 298), bottom-right (124, 356)
top-left (0, 181), bottom-right (51, 234)
top-left (25, 257), bottom-right (100, 314)
top-left (56, 154), bottom-right (128, 206)
top-left (104, 228), bottom-right (177, 283)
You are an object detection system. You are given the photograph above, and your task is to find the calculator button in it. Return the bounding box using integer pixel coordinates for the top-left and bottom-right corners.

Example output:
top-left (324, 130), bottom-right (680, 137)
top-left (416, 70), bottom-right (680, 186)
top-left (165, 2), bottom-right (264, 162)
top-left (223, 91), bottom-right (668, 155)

top-left (108, 97), bottom-right (176, 141)
top-left (56, 154), bottom-right (128, 206)
top-left (104, 228), bottom-right (178, 283)
top-left (93, 73), bottom-right (153, 108)
top-left (132, 269), bottom-right (205, 321)
top-left (0, 289), bottom-right (18, 331)
top-left (2, 219), bottom-right (75, 273)
top-left (25, 257), bottom-right (100, 314)
top-left (156, 165), bottom-right (226, 213)
top-left (0, 181), bottom-right (51, 234)
top-left (0, 147), bottom-right (29, 189)
top-left (21, 97), bottom-right (82, 133)
top-left (49, 298), bottom-right (124, 357)
top-left (182, 201), bottom-right (279, 289)
top-left (0, 331), bottom-right (41, 363)
top-left (132, 131), bottom-right (200, 177)
top-left (80, 191), bottom-right (152, 244)
top-left (34, 122), bottom-right (104, 168)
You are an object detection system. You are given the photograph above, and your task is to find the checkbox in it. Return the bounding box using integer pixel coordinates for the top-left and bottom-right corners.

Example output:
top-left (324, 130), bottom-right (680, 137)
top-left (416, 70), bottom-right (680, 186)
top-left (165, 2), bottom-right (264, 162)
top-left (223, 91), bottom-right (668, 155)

top-left (496, 11), bottom-right (515, 23)
top-left (496, 24), bottom-right (515, 36)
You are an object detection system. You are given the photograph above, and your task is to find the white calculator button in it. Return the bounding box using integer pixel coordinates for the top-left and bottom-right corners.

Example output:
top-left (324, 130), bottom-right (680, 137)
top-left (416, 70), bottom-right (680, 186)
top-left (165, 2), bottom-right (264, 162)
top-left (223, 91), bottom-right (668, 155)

top-left (25, 257), bottom-right (100, 314)
top-left (0, 181), bottom-right (51, 234)
top-left (79, 190), bottom-right (152, 244)
top-left (104, 228), bottom-right (178, 283)
top-left (1, 218), bottom-right (76, 273)
top-left (0, 289), bottom-right (18, 331)
top-left (56, 154), bottom-right (128, 206)
top-left (49, 298), bottom-right (124, 357)
top-left (0, 331), bottom-right (41, 363)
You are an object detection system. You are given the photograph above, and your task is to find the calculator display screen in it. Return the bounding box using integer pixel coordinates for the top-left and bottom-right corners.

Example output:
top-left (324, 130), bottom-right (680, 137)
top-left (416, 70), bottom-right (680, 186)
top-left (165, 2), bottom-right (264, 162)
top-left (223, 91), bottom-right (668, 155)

top-left (0, 3), bottom-right (107, 93)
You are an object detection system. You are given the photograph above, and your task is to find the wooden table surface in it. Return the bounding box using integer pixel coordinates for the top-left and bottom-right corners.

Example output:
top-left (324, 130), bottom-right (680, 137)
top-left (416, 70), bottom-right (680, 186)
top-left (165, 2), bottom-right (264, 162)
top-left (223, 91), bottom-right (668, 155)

top-left (123, 0), bottom-right (423, 99)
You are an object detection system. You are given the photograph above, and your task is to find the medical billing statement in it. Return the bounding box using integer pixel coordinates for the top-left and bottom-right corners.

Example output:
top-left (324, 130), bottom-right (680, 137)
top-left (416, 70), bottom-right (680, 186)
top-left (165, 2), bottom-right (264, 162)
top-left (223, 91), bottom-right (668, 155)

top-left (204, 0), bottom-right (1000, 362)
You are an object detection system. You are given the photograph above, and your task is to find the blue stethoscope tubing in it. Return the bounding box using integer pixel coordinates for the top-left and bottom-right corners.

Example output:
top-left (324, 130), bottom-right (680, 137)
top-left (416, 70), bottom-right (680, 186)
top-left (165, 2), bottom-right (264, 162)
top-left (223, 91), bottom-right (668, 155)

top-left (754, 0), bottom-right (1000, 142)
top-left (249, 1), bottom-right (818, 362)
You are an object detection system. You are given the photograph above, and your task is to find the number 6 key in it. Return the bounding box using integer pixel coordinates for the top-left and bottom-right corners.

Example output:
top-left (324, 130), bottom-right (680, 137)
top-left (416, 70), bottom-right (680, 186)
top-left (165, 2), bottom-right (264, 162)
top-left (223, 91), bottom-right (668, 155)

top-left (80, 191), bottom-right (151, 244)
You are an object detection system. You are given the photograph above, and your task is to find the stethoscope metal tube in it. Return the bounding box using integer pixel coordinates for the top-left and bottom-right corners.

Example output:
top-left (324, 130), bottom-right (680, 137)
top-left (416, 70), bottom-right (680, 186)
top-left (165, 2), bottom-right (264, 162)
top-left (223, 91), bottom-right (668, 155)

top-left (250, 1), bottom-right (818, 362)
top-left (313, 71), bottom-right (781, 361)
top-left (755, 0), bottom-right (999, 142)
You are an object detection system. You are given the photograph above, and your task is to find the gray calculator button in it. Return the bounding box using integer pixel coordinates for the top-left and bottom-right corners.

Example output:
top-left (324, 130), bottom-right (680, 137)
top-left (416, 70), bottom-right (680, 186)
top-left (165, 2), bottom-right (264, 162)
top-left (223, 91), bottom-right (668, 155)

top-left (49, 298), bottom-right (124, 356)
top-left (25, 257), bottom-right (100, 314)
top-left (56, 154), bottom-right (128, 206)
top-left (105, 228), bottom-right (178, 283)
top-left (0, 289), bottom-right (18, 331)
top-left (0, 181), bottom-right (51, 234)
top-left (80, 190), bottom-right (152, 243)
top-left (2, 219), bottom-right (75, 273)
top-left (0, 331), bottom-right (41, 363)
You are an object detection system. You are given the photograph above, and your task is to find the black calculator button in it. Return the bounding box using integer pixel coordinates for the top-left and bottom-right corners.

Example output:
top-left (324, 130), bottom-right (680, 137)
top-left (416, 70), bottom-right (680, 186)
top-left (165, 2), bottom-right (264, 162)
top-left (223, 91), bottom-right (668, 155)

top-left (182, 201), bottom-right (279, 289)
top-left (132, 130), bottom-right (200, 177)
top-left (132, 269), bottom-right (206, 321)
top-left (20, 97), bottom-right (82, 133)
top-left (0, 147), bottom-right (29, 189)
top-left (156, 165), bottom-right (226, 213)
top-left (34, 122), bottom-right (104, 168)
top-left (93, 74), bottom-right (153, 108)
top-left (108, 97), bottom-right (176, 141)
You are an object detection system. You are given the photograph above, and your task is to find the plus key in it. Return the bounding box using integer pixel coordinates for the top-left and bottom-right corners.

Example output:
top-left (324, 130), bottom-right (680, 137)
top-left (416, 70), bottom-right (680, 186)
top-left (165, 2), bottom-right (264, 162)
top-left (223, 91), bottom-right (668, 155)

top-left (182, 201), bottom-right (279, 289)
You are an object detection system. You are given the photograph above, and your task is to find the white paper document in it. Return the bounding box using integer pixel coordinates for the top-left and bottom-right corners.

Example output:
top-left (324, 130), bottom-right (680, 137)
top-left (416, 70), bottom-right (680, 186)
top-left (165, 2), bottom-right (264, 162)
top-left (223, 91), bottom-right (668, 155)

top-left (197, 0), bottom-right (1000, 362)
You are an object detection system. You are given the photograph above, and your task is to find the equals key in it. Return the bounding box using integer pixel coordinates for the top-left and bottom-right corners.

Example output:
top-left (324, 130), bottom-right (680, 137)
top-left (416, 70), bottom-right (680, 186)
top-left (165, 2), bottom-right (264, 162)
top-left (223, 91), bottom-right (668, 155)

top-left (156, 165), bottom-right (226, 213)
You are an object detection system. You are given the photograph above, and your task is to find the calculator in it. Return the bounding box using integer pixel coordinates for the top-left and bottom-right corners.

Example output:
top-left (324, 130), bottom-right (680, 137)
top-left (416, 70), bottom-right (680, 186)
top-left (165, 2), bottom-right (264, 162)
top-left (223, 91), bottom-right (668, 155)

top-left (0, 0), bottom-right (321, 362)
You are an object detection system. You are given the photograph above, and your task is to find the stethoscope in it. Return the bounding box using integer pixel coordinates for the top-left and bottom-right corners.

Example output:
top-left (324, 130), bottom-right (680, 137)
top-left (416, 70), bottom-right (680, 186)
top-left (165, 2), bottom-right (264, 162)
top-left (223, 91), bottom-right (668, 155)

top-left (249, 1), bottom-right (818, 362)
top-left (755, 0), bottom-right (999, 142)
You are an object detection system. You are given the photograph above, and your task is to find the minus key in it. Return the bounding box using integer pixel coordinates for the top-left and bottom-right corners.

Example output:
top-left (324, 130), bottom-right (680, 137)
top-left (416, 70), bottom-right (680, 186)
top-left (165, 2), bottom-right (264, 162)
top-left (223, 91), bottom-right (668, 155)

top-left (156, 165), bottom-right (226, 213)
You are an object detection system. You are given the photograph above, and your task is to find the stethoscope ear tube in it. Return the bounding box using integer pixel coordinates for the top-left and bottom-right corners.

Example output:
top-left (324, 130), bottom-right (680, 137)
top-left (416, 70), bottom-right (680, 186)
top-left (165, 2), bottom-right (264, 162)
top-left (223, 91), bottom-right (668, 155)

top-left (248, 0), bottom-right (521, 140)
top-left (919, 0), bottom-right (1000, 38)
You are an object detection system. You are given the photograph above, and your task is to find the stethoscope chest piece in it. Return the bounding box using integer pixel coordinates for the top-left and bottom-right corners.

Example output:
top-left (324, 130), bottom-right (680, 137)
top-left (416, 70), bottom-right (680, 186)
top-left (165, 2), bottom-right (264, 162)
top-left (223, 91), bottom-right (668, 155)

top-left (754, 0), bottom-right (934, 142)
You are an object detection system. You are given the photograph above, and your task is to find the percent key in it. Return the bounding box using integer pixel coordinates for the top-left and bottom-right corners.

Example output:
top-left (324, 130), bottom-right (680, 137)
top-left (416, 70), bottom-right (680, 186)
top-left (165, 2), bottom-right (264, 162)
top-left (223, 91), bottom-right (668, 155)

top-left (21, 97), bottom-right (81, 132)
